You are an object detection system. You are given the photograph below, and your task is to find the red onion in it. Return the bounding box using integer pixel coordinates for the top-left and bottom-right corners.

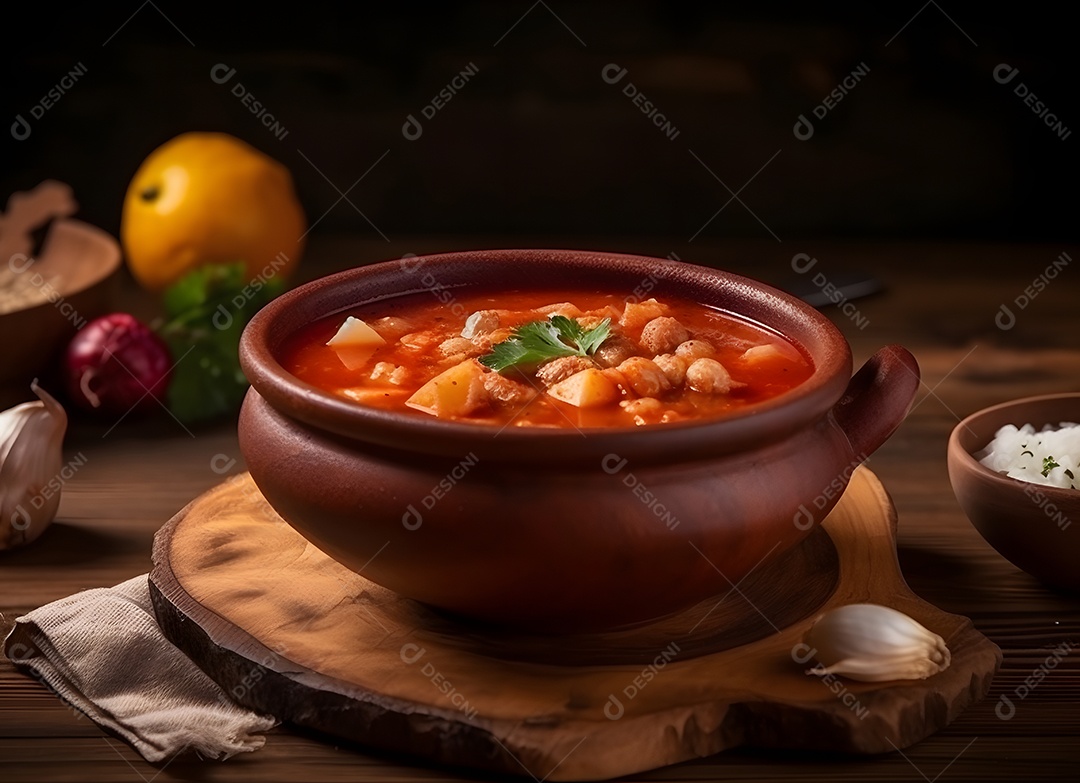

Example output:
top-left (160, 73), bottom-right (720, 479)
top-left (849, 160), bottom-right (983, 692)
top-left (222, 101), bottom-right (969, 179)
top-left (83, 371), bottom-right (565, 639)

top-left (64, 313), bottom-right (172, 416)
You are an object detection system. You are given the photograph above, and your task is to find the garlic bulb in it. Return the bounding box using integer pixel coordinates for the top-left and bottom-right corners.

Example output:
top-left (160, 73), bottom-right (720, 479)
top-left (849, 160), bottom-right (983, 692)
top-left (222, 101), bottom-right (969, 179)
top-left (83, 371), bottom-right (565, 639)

top-left (0, 381), bottom-right (68, 550)
top-left (803, 603), bottom-right (951, 682)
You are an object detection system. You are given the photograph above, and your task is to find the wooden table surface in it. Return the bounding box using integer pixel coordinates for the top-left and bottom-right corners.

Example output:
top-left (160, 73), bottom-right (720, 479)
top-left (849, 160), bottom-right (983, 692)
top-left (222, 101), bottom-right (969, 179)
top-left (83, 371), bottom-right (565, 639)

top-left (2, 238), bottom-right (1078, 782)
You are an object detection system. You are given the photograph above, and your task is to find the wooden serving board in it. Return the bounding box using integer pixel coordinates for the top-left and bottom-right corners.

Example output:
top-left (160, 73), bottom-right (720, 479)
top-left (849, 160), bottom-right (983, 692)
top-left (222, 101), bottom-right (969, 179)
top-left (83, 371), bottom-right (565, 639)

top-left (149, 467), bottom-right (1000, 781)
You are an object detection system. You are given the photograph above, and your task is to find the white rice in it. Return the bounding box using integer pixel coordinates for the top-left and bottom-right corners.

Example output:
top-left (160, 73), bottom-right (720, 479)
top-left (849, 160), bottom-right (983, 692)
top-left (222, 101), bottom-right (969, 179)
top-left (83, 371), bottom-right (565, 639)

top-left (976, 422), bottom-right (1080, 489)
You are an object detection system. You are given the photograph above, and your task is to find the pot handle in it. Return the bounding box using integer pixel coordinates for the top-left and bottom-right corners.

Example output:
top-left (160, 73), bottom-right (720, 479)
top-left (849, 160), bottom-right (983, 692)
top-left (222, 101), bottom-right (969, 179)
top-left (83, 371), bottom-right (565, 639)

top-left (832, 345), bottom-right (920, 459)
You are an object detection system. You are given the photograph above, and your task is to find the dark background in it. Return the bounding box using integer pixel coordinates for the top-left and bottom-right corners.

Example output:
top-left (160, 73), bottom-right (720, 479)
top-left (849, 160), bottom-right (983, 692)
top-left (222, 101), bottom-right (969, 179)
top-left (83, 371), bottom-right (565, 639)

top-left (2, 2), bottom-right (1076, 247)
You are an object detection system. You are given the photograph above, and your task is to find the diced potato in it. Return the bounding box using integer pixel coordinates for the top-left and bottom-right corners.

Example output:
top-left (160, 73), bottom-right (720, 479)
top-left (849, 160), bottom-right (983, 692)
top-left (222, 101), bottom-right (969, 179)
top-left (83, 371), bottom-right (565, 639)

top-left (405, 359), bottom-right (489, 418)
top-left (536, 302), bottom-right (583, 318)
top-left (576, 315), bottom-right (607, 330)
top-left (326, 316), bottom-right (386, 348)
top-left (546, 369), bottom-right (618, 408)
top-left (583, 304), bottom-right (621, 319)
top-left (333, 345), bottom-right (378, 371)
top-left (620, 298), bottom-right (669, 330)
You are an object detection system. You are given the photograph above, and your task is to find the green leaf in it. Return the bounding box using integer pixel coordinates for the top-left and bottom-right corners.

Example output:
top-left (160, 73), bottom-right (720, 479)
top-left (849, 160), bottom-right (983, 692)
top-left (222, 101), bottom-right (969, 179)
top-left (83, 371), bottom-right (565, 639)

top-left (479, 316), bottom-right (612, 374)
top-left (575, 317), bottom-right (611, 355)
top-left (157, 262), bottom-right (287, 423)
top-left (162, 263), bottom-right (247, 319)
top-left (163, 335), bottom-right (248, 423)
top-left (1042, 456), bottom-right (1061, 477)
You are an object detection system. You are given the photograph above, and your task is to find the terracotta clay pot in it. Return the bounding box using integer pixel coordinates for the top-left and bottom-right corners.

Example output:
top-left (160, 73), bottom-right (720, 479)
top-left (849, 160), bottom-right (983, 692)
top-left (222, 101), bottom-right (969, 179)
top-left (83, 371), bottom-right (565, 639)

top-left (238, 249), bottom-right (919, 632)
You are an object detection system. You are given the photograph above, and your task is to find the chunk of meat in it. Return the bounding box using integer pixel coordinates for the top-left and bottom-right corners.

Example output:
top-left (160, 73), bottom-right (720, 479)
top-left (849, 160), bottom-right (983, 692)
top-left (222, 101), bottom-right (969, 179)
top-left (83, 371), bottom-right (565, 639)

top-left (600, 366), bottom-right (629, 390)
top-left (621, 396), bottom-right (664, 426)
top-left (370, 361), bottom-right (408, 385)
top-left (400, 331), bottom-right (440, 351)
top-left (369, 316), bottom-right (415, 340)
top-left (675, 339), bottom-right (716, 360)
top-left (640, 317), bottom-right (689, 355)
top-left (616, 357), bottom-right (672, 397)
top-left (593, 335), bottom-right (639, 368)
top-left (471, 327), bottom-right (513, 351)
top-left (483, 372), bottom-right (536, 406)
top-left (621, 397), bottom-right (662, 416)
top-left (461, 310), bottom-right (501, 339)
top-left (620, 298), bottom-right (670, 330)
top-left (685, 358), bottom-right (741, 394)
top-left (438, 336), bottom-right (480, 358)
top-left (653, 353), bottom-right (689, 387)
top-left (536, 355), bottom-right (595, 387)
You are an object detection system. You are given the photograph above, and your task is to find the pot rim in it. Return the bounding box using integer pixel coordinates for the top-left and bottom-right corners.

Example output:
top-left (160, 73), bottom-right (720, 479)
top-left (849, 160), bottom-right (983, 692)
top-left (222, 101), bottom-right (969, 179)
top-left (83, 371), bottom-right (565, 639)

top-left (239, 249), bottom-right (854, 461)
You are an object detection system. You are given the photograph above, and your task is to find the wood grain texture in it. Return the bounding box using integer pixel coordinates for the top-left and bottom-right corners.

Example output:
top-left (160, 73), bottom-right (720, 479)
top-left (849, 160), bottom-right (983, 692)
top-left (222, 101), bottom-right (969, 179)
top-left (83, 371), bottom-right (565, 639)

top-left (2, 239), bottom-right (1079, 781)
top-left (146, 468), bottom-right (999, 780)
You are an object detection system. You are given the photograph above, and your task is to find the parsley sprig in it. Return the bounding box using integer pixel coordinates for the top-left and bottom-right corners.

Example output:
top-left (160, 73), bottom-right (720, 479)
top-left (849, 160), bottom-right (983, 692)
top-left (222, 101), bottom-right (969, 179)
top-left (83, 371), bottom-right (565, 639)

top-left (156, 262), bottom-right (285, 423)
top-left (479, 315), bottom-right (611, 373)
top-left (1041, 456), bottom-right (1061, 477)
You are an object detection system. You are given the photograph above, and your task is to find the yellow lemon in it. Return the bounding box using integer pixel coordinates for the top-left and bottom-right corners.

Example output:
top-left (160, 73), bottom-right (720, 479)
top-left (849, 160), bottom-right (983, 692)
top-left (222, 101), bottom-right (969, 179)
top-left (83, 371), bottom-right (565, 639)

top-left (121, 132), bottom-right (306, 291)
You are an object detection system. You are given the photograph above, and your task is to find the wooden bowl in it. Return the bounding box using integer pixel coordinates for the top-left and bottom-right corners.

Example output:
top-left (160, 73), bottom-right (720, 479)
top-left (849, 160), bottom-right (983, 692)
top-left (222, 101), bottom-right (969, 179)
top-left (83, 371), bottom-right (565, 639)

top-left (0, 219), bottom-right (121, 392)
top-left (948, 393), bottom-right (1080, 591)
top-left (238, 249), bottom-right (920, 632)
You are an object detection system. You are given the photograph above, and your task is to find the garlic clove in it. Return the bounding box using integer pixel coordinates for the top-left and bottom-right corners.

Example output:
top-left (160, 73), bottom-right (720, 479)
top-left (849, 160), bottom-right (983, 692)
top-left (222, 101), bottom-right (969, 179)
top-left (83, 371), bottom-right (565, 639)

top-left (803, 603), bottom-right (951, 682)
top-left (0, 380), bottom-right (68, 550)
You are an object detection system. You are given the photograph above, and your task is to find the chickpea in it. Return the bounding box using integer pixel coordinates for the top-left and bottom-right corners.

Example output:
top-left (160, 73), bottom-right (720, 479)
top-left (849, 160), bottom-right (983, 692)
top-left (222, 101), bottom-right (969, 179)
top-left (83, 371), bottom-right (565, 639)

top-left (675, 340), bottom-right (716, 360)
top-left (640, 317), bottom-right (690, 355)
top-left (616, 357), bottom-right (672, 397)
top-left (652, 353), bottom-right (689, 387)
top-left (685, 358), bottom-right (735, 394)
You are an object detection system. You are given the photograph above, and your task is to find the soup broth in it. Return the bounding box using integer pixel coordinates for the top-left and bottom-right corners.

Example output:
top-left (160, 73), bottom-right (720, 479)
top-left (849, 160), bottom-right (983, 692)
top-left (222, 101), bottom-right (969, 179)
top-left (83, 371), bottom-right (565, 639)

top-left (279, 290), bottom-right (813, 428)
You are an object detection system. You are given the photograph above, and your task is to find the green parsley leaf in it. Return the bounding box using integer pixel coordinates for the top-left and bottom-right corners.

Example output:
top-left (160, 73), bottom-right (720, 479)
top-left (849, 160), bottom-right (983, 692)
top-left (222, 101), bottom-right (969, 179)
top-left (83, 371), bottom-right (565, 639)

top-left (1042, 456), bottom-right (1061, 478)
top-left (162, 263), bottom-right (247, 319)
top-left (479, 316), bottom-right (611, 373)
top-left (156, 262), bottom-right (286, 423)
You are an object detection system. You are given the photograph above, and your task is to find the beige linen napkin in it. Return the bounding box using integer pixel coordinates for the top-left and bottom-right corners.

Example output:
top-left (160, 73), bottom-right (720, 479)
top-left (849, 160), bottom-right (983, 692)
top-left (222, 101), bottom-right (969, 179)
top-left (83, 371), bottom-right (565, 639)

top-left (3, 574), bottom-right (277, 762)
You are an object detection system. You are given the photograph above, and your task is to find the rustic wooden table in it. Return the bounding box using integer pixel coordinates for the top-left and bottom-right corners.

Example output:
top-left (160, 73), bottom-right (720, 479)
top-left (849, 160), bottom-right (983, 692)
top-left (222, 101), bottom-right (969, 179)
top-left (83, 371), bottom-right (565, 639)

top-left (3, 238), bottom-right (1078, 781)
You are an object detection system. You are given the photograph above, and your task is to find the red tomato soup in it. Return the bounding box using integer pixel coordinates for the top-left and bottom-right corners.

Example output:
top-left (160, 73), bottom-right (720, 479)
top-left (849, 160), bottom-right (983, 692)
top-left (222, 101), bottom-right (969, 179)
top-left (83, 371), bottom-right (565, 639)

top-left (278, 290), bottom-right (813, 428)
